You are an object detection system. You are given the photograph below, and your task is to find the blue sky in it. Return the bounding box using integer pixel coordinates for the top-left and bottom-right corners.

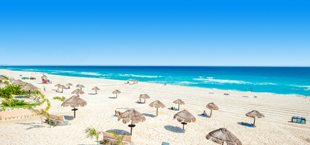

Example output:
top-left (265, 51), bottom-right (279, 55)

top-left (0, 0), bottom-right (309, 66)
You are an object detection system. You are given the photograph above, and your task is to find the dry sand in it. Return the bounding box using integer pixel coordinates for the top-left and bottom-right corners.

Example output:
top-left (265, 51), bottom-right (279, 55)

top-left (0, 69), bottom-right (310, 145)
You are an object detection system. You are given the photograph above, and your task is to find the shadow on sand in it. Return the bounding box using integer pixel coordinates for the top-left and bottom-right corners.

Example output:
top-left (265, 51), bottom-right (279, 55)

top-left (197, 114), bottom-right (211, 118)
top-left (108, 97), bottom-right (117, 99)
top-left (63, 115), bottom-right (74, 121)
top-left (168, 108), bottom-right (179, 111)
top-left (14, 95), bottom-right (28, 99)
top-left (237, 122), bottom-right (256, 128)
top-left (17, 122), bottom-right (46, 130)
top-left (88, 93), bottom-right (96, 95)
top-left (142, 113), bottom-right (156, 118)
top-left (164, 125), bottom-right (185, 133)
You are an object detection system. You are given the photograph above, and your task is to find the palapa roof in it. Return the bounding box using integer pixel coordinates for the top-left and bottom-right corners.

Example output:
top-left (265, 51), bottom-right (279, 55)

top-left (77, 84), bottom-right (85, 88)
top-left (139, 94), bottom-right (150, 99)
top-left (206, 128), bottom-right (242, 145)
top-left (112, 89), bottom-right (121, 94)
top-left (41, 75), bottom-right (47, 79)
top-left (118, 108), bottom-right (146, 124)
top-left (0, 76), bottom-right (7, 80)
top-left (206, 102), bottom-right (219, 110)
top-left (12, 79), bottom-right (26, 85)
top-left (127, 79), bottom-right (131, 81)
top-left (149, 100), bottom-right (165, 108)
top-left (92, 87), bottom-right (100, 90)
top-left (173, 109), bottom-right (196, 123)
top-left (55, 84), bottom-right (62, 87)
top-left (71, 89), bottom-right (85, 95)
top-left (59, 85), bottom-right (67, 89)
top-left (246, 110), bottom-right (265, 118)
top-left (61, 95), bottom-right (87, 108)
top-left (66, 83), bottom-right (73, 86)
top-left (20, 83), bottom-right (38, 91)
top-left (173, 99), bottom-right (185, 105)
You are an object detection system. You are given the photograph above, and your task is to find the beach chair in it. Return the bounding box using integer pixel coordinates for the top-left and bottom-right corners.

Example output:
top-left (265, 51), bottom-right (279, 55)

top-left (49, 114), bottom-right (69, 126)
top-left (103, 132), bottom-right (132, 145)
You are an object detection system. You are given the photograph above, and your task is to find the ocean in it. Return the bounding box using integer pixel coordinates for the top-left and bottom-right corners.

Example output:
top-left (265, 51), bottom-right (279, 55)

top-left (1, 66), bottom-right (310, 96)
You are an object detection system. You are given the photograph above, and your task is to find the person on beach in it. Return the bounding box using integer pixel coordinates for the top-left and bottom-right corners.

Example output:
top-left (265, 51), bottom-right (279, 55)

top-left (43, 86), bottom-right (46, 91)
top-left (306, 94), bottom-right (308, 98)
top-left (202, 110), bottom-right (207, 116)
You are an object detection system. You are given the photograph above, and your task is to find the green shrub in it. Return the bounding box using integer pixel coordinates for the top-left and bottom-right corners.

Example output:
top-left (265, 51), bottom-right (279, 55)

top-left (53, 96), bottom-right (65, 102)
top-left (4, 81), bottom-right (9, 85)
top-left (0, 88), bottom-right (13, 99)
top-left (1, 99), bottom-right (28, 107)
top-left (4, 84), bottom-right (27, 95)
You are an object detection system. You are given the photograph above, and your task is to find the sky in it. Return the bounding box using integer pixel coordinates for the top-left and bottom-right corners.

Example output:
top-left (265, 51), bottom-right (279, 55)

top-left (0, 0), bottom-right (309, 66)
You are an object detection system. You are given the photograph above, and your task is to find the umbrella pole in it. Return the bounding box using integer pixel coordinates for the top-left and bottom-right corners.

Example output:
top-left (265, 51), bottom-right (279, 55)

top-left (254, 118), bottom-right (255, 125)
top-left (210, 110), bottom-right (212, 117)
top-left (144, 99), bottom-right (146, 103)
top-left (74, 108), bottom-right (76, 118)
top-left (178, 104), bottom-right (180, 110)
top-left (130, 123), bottom-right (133, 135)
top-left (183, 123), bottom-right (185, 130)
top-left (62, 88), bottom-right (63, 93)
top-left (116, 93), bottom-right (117, 98)
top-left (156, 108), bottom-right (158, 116)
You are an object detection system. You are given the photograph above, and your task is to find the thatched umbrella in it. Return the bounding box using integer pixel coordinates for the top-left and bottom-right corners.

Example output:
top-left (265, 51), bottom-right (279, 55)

top-left (12, 79), bottom-right (26, 85)
top-left (92, 87), bottom-right (100, 94)
top-left (71, 89), bottom-right (85, 97)
top-left (173, 99), bottom-right (185, 110)
top-left (59, 85), bottom-right (67, 93)
top-left (149, 100), bottom-right (165, 116)
top-left (173, 109), bottom-right (196, 130)
top-left (66, 83), bottom-right (73, 89)
top-left (55, 84), bottom-right (61, 92)
top-left (206, 128), bottom-right (242, 145)
top-left (61, 95), bottom-right (87, 118)
top-left (112, 89), bottom-right (121, 98)
top-left (20, 83), bottom-right (38, 95)
top-left (246, 110), bottom-right (265, 126)
top-left (77, 84), bottom-right (85, 90)
top-left (206, 102), bottom-right (219, 117)
top-left (41, 75), bottom-right (47, 80)
top-left (127, 79), bottom-right (131, 83)
top-left (117, 108), bottom-right (146, 135)
top-left (135, 80), bottom-right (139, 84)
top-left (132, 79), bottom-right (136, 84)
top-left (139, 94), bottom-right (150, 103)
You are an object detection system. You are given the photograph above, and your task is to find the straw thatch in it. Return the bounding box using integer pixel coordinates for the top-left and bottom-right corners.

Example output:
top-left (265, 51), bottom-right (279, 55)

top-left (149, 100), bottom-right (165, 108)
top-left (59, 85), bottom-right (67, 93)
top-left (71, 89), bottom-right (85, 95)
top-left (61, 95), bottom-right (87, 108)
top-left (246, 110), bottom-right (265, 125)
top-left (20, 83), bottom-right (38, 91)
top-left (112, 89), bottom-right (121, 98)
top-left (12, 79), bottom-right (26, 85)
top-left (61, 95), bottom-right (87, 118)
top-left (173, 109), bottom-right (196, 123)
top-left (246, 110), bottom-right (265, 118)
top-left (92, 87), bottom-right (100, 90)
top-left (66, 83), bottom-right (73, 87)
top-left (92, 86), bottom-right (100, 94)
top-left (54, 84), bottom-right (62, 92)
top-left (77, 84), bottom-right (85, 90)
top-left (118, 108), bottom-right (146, 124)
top-left (0, 76), bottom-right (7, 80)
top-left (173, 99), bottom-right (185, 110)
top-left (139, 94), bottom-right (150, 103)
top-left (206, 102), bottom-right (219, 117)
top-left (206, 128), bottom-right (242, 145)
top-left (149, 100), bottom-right (165, 116)
top-left (127, 79), bottom-right (131, 83)
top-left (41, 75), bottom-right (47, 79)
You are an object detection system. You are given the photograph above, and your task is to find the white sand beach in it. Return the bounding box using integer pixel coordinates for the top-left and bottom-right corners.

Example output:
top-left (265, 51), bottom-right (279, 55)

top-left (1, 69), bottom-right (310, 145)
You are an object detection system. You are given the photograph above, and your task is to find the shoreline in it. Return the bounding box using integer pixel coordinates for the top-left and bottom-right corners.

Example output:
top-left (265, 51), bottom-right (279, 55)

top-left (0, 68), bottom-right (305, 98)
top-left (1, 69), bottom-right (310, 144)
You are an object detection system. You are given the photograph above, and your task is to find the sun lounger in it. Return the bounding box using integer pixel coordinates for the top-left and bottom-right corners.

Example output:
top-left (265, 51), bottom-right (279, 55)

top-left (49, 114), bottom-right (69, 126)
top-left (103, 132), bottom-right (132, 145)
top-left (162, 142), bottom-right (170, 145)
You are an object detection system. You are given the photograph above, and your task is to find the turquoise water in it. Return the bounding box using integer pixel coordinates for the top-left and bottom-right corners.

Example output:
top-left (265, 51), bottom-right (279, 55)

top-left (1, 66), bottom-right (310, 96)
